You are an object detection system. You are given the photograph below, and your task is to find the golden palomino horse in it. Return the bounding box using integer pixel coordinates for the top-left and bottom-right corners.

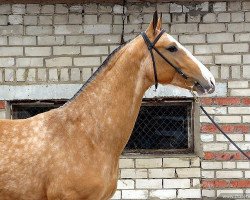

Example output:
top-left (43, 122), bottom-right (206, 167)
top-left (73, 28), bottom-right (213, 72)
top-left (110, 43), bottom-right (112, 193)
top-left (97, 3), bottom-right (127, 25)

top-left (0, 12), bottom-right (215, 200)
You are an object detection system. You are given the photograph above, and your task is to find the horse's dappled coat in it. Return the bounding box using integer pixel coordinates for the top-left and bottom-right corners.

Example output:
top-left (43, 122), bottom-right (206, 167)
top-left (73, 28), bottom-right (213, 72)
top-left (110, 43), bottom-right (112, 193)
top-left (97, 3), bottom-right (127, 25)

top-left (0, 13), bottom-right (215, 200)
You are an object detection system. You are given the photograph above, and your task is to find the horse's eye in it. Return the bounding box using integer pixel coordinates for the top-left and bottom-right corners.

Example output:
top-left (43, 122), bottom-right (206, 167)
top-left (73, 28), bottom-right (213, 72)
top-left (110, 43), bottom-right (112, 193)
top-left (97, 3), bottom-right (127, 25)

top-left (166, 46), bottom-right (178, 52)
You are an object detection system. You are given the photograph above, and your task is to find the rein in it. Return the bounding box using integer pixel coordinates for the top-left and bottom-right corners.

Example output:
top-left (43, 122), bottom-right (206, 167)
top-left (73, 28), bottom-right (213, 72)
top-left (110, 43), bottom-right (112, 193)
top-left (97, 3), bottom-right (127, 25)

top-left (141, 30), bottom-right (250, 160)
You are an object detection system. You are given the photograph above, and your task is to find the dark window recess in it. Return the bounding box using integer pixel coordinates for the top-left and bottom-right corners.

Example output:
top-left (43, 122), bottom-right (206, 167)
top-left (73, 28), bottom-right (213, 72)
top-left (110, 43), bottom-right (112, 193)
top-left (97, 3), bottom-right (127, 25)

top-left (11, 101), bottom-right (65, 119)
top-left (10, 100), bottom-right (193, 153)
top-left (125, 101), bottom-right (193, 154)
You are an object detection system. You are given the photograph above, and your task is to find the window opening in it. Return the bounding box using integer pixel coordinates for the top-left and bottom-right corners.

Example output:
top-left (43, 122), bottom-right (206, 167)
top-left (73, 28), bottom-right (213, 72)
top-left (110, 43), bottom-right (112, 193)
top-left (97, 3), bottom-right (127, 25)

top-left (10, 99), bottom-right (193, 154)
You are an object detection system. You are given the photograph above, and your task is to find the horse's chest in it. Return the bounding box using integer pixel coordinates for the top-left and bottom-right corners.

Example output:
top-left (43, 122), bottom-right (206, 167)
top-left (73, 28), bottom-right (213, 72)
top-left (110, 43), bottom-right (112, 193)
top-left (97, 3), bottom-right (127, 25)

top-left (87, 163), bottom-right (118, 199)
top-left (86, 160), bottom-right (119, 199)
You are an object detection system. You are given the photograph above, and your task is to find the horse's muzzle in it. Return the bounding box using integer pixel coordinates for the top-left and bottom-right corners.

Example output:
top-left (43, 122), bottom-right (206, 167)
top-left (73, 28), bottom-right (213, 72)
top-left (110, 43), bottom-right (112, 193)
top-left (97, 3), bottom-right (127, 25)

top-left (194, 80), bottom-right (215, 94)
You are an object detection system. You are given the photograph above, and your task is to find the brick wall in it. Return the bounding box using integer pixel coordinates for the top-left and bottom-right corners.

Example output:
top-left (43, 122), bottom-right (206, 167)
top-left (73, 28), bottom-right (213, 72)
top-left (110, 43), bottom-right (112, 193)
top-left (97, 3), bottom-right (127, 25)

top-left (201, 97), bottom-right (250, 199)
top-left (0, 1), bottom-right (250, 199)
top-left (115, 156), bottom-right (202, 199)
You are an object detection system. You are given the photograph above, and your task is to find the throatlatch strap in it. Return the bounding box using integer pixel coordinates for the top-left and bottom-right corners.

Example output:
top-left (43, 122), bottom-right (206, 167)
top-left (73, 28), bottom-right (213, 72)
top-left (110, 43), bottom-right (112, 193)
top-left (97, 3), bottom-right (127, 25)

top-left (141, 30), bottom-right (165, 89)
top-left (141, 32), bottom-right (159, 89)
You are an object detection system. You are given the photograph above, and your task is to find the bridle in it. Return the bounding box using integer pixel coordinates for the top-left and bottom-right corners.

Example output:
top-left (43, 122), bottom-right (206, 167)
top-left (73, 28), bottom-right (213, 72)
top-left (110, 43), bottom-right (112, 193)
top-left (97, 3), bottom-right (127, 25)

top-left (141, 29), bottom-right (201, 94)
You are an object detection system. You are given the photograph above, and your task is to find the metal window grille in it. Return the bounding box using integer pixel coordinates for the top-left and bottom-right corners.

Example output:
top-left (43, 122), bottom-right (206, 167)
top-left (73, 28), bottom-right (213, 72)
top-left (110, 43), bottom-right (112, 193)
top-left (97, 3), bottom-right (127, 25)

top-left (10, 99), bottom-right (193, 154)
top-left (10, 101), bottom-right (65, 119)
top-left (125, 100), bottom-right (193, 154)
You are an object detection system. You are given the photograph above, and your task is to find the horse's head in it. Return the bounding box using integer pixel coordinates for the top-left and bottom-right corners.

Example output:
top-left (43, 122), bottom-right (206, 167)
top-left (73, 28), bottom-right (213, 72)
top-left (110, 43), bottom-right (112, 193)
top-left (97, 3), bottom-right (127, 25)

top-left (142, 12), bottom-right (215, 94)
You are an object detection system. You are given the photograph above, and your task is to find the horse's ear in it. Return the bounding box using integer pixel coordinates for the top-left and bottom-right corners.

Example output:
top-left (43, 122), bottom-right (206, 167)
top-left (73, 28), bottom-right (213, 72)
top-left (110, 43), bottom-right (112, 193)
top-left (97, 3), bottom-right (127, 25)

top-left (146, 11), bottom-right (158, 35)
top-left (156, 13), bottom-right (162, 30)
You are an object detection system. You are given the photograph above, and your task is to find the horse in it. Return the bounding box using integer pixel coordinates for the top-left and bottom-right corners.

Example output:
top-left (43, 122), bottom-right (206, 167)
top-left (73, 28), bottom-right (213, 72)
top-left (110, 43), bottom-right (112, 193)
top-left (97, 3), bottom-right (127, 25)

top-left (0, 12), bottom-right (215, 200)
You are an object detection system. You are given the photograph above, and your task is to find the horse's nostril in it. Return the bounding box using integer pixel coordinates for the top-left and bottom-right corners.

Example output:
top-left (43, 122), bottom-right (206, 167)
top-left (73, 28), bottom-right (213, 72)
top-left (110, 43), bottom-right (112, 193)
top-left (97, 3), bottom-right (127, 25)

top-left (208, 79), bottom-right (215, 94)
top-left (210, 80), bottom-right (215, 86)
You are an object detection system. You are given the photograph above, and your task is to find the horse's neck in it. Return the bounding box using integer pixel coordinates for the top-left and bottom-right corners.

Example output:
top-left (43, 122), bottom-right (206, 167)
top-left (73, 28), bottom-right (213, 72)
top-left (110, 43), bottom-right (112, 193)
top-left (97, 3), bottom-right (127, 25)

top-left (63, 38), bottom-right (150, 157)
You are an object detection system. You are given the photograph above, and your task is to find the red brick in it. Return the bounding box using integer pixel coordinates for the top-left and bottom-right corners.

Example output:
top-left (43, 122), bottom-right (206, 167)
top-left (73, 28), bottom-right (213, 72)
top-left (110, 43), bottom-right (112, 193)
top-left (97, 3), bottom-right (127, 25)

top-left (201, 124), bottom-right (217, 133)
top-left (215, 180), bottom-right (229, 188)
top-left (201, 98), bottom-right (213, 105)
top-left (204, 152), bottom-right (215, 160)
top-left (204, 152), bottom-right (250, 160)
top-left (202, 180), bottom-right (215, 188)
top-left (202, 180), bottom-right (229, 188)
top-left (201, 124), bottom-right (249, 134)
top-left (242, 97), bottom-right (250, 105)
top-left (203, 179), bottom-right (250, 188)
top-left (213, 97), bottom-right (241, 106)
top-left (218, 124), bottom-right (249, 134)
top-left (0, 101), bottom-right (5, 109)
top-left (230, 180), bottom-right (250, 188)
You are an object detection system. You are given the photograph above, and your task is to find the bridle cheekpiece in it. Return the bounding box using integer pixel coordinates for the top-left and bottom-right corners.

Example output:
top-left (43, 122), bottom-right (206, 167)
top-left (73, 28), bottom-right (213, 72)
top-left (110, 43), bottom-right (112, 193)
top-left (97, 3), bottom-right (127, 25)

top-left (141, 29), bottom-right (192, 90)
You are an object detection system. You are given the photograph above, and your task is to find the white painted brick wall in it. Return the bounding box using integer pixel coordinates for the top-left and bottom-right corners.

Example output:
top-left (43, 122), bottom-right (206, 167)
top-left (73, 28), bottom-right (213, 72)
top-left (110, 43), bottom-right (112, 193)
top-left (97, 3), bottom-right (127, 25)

top-left (54, 25), bottom-right (83, 34)
top-left (163, 157), bottom-right (190, 167)
top-left (178, 189), bottom-right (201, 198)
top-left (53, 46), bottom-right (80, 55)
top-left (201, 134), bottom-right (214, 142)
top-left (46, 57), bottom-right (72, 67)
top-left (195, 44), bottom-right (221, 54)
top-left (119, 158), bottom-right (134, 168)
top-left (26, 26), bottom-right (53, 35)
top-left (16, 58), bottom-right (43, 67)
top-left (176, 168), bottom-right (201, 178)
top-left (122, 190), bottom-right (148, 199)
top-left (202, 162), bottom-right (222, 169)
top-left (148, 169), bottom-right (175, 178)
top-left (74, 57), bottom-right (100, 67)
top-left (136, 179), bottom-right (162, 189)
top-left (25, 47), bottom-right (51, 56)
top-left (0, 47), bottom-right (23, 56)
top-left (223, 43), bottom-right (249, 53)
top-left (202, 171), bottom-right (215, 178)
top-left (199, 23), bottom-right (226, 33)
top-left (179, 34), bottom-right (205, 44)
top-left (164, 179), bottom-right (190, 188)
top-left (117, 180), bottom-right (134, 189)
top-left (235, 33), bottom-right (250, 42)
top-left (215, 55), bottom-right (241, 64)
top-left (135, 158), bottom-right (162, 168)
top-left (9, 36), bottom-right (36, 45)
top-left (216, 171), bottom-right (243, 178)
top-left (84, 24), bottom-right (111, 34)
top-left (66, 35), bottom-right (93, 45)
top-left (0, 58), bottom-right (15, 67)
top-left (171, 24), bottom-right (197, 33)
top-left (222, 162), bottom-right (236, 169)
top-left (81, 46), bottom-right (108, 55)
top-left (217, 189), bottom-right (244, 198)
top-left (120, 169), bottom-right (147, 179)
top-left (216, 134), bottom-right (243, 142)
top-left (214, 116), bottom-right (241, 123)
top-left (8, 15), bottom-right (23, 24)
top-left (228, 81), bottom-right (249, 88)
top-left (149, 189), bottom-right (176, 199)
top-left (203, 143), bottom-right (228, 151)
top-left (38, 36), bottom-right (64, 45)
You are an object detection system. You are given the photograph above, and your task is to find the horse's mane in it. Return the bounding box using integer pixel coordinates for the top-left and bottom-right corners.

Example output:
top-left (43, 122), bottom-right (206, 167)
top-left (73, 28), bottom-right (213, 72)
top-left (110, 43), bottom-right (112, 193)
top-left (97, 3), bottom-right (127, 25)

top-left (67, 40), bottom-right (129, 103)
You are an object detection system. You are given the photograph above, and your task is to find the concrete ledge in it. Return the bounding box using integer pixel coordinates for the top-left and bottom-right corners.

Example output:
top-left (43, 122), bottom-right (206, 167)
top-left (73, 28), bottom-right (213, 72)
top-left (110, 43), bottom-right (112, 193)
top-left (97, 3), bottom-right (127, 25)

top-left (0, 84), bottom-right (82, 100)
top-left (0, 83), bottom-right (226, 101)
